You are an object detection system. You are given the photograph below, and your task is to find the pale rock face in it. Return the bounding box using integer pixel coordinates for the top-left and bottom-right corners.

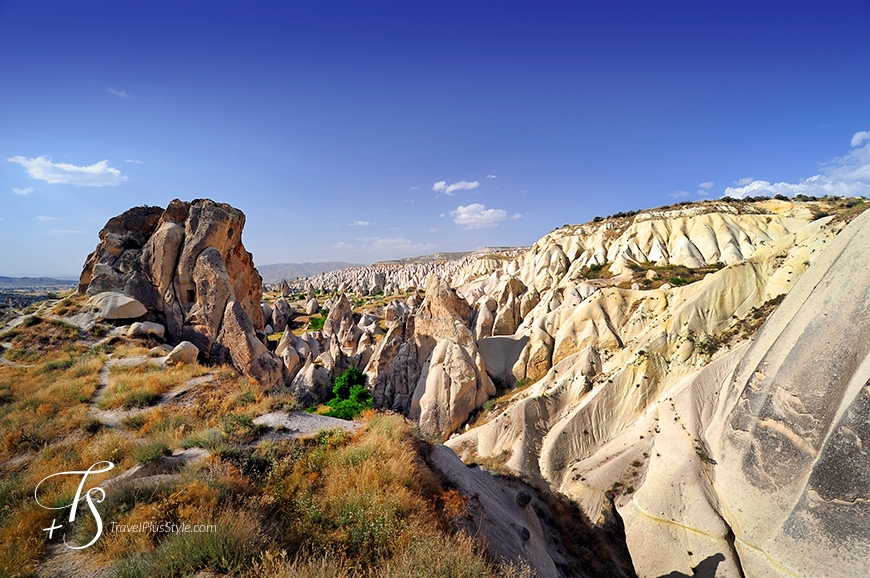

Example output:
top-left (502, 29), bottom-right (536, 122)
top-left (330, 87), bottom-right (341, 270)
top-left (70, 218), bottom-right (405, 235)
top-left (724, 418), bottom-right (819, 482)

top-left (78, 199), bottom-right (278, 386)
top-left (127, 321), bottom-right (165, 339)
top-left (411, 338), bottom-right (495, 438)
top-left (289, 360), bottom-right (332, 406)
top-left (305, 297), bottom-right (321, 315)
top-left (473, 300), bottom-right (495, 339)
top-left (364, 276), bottom-right (495, 436)
top-left (322, 293), bottom-right (362, 355)
top-left (280, 346), bottom-right (303, 384)
top-left (88, 291), bottom-right (147, 320)
top-left (271, 297), bottom-right (293, 333)
top-left (166, 341), bottom-right (199, 365)
top-left (445, 203), bottom-right (866, 578)
top-left (366, 319), bottom-right (422, 414)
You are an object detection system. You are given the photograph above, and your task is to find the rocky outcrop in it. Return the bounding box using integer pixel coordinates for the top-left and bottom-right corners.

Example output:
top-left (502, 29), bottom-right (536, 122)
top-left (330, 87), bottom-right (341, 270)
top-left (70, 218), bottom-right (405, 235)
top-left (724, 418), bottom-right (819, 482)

top-left (78, 199), bottom-right (281, 387)
top-left (366, 276), bottom-right (494, 437)
top-left (446, 199), bottom-right (870, 578)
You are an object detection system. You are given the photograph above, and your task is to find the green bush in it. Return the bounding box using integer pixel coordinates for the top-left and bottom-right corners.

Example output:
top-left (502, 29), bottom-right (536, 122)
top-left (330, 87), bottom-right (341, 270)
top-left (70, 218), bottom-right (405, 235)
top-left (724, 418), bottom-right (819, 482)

top-left (324, 367), bottom-right (372, 420)
top-left (308, 315), bottom-right (326, 331)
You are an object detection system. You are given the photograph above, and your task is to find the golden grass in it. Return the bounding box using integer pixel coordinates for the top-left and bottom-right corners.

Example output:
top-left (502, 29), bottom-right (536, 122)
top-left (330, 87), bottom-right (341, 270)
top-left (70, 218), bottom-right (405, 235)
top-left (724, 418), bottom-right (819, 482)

top-left (98, 362), bottom-right (209, 410)
top-left (0, 317), bottom-right (84, 363)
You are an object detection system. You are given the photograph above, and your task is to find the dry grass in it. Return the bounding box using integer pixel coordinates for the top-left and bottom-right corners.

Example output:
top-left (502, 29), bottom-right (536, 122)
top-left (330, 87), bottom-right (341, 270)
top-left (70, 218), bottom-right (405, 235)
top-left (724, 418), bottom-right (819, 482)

top-left (0, 317), bottom-right (84, 363)
top-left (98, 362), bottom-right (209, 410)
top-left (50, 292), bottom-right (87, 317)
top-left (0, 335), bottom-right (539, 578)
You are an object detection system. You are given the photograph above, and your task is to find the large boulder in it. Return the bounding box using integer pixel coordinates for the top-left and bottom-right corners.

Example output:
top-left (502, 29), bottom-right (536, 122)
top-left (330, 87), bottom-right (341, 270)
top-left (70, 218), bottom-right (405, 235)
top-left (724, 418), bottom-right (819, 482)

top-left (88, 291), bottom-right (147, 320)
top-left (78, 199), bottom-right (279, 387)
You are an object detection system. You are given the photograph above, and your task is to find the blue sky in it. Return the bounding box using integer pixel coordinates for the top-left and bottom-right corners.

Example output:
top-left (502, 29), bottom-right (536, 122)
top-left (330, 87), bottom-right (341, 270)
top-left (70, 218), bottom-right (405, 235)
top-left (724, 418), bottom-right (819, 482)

top-left (2, 0), bottom-right (869, 276)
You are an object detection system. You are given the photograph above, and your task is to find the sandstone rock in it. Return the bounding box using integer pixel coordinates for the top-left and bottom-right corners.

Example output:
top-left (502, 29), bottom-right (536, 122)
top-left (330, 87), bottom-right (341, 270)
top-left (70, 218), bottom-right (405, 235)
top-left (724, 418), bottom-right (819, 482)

top-left (149, 344), bottom-right (173, 356)
top-left (411, 338), bottom-right (495, 438)
top-left (322, 294), bottom-right (361, 354)
top-left (280, 346), bottom-right (303, 383)
top-left (86, 263), bottom-right (123, 295)
top-left (78, 199), bottom-right (274, 386)
top-left (89, 291), bottom-right (147, 320)
top-left (305, 297), bottom-right (321, 315)
top-left (213, 299), bottom-right (283, 388)
top-left (167, 341), bottom-right (199, 365)
top-left (127, 321), bottom-right (165, 339)
top-left (271, 297), bottom-right (293, 333)
top-left (289, 360), bottom-right (332, 406)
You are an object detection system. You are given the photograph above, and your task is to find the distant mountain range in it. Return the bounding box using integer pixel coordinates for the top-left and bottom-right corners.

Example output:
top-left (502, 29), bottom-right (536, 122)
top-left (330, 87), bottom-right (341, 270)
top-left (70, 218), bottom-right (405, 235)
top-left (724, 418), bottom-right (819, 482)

top-left (0, 276), bottom-right (77, 289)
top-left (257, 262), bottom-right (364, 284)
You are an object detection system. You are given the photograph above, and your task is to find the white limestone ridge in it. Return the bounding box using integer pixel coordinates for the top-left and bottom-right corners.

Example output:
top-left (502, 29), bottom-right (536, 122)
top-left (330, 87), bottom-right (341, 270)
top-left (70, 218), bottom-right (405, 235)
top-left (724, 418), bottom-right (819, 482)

top-left (440, 198), bottom-right (870, 578)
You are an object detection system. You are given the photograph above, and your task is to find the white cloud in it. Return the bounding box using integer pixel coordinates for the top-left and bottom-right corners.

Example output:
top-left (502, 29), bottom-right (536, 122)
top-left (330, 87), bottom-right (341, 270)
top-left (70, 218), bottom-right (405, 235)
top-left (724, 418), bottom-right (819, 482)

top-left (357, 236), bottom-right (435, 252)
top-left (8, 156), bottom-right (127, 187)
top-left (48, 229), bottom-right (85, 236)
top-left (724, 136), bottom-right (870, 199)
top-left (12, 187), bottom-right (34, 195)
top-left (409, 186), bottom-right (419, 190)
top-left (34, 216), bottom-right (58, 222)
top-left (668, 190), bottom-right (692, 199)
top-left (450, 203), bottom-right (512, 229)
top-left (851, 131), bottom-right (870, 148)
top-left (699, 181), bottom-right (714, 189)
top-left (349, 220), bottom-right (370, 226)
top-left (735, 177), bottom-right (754, 186)
top-left (486, 174), bottom-right (497, 179)
top-left (433, 180), bottom-right (480, 196)
top-left (331, 241), bottom-right (354, 250)
top-left (124, 159), bottom-right (143, 164)
top-left (107, 87), bottom-right (129, 98)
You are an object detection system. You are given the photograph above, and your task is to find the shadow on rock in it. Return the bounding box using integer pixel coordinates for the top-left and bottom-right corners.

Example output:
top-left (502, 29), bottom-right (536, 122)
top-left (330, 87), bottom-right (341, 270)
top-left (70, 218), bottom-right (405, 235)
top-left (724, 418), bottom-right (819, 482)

top-left (657, 553), bottom-right (726, 578)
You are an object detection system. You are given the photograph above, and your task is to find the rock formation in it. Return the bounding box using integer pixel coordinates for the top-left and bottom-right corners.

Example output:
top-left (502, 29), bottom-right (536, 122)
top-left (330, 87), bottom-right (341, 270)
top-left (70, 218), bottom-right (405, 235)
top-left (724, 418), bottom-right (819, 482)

top-left (442, 198), bottom-right (870, 577)
top-left (78, 199), bottom-right (282, 387)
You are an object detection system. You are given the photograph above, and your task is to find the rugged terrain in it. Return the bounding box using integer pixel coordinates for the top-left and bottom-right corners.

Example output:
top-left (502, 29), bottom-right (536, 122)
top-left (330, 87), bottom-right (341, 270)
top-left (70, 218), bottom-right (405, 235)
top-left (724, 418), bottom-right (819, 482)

top-left (3, 195), bottom-right (868, 577)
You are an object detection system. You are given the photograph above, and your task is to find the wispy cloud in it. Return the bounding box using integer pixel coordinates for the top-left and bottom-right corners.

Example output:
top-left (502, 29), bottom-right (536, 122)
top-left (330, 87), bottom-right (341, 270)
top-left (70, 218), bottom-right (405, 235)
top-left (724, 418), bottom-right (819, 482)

top-left (450, 203), bottom-right (517, 229)
top-left (724, 132), bottom-right (870, 199)
top-left (331, 241), bottom-right (354, 250)
top-left (107, 87), bottom-right (129, 98)
top-left (348, 220), bottom-right (370, 226)
top-left (734, 177), bottom-right (754, 186)
top-left (699, 181), bottom-right (714, 189)
top-left (486, 174), bottom-right (497, 179)
top-left (356, 236), bottom-right (435, 252)
top-left (34, 215), bottom-right (58, 222)
top-left (124, 159), bottom-right (143, 164)
top-left (433, 180), bottom-right (479, 196)
top-left (12, 187), bottom-right (34, 195)
top-left (668, 190), bottom-right (692, 199)
top-left (48, 229), bottom-right (85, 236)
top-left (851, 131), bottom-right (870, 148)
top-left (8, 156), bottom-right (127, 187)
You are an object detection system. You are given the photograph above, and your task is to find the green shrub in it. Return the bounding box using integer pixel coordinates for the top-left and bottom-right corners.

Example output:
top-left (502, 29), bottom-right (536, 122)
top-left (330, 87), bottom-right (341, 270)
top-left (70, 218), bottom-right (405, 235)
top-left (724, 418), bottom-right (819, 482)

top-left (324, 367), bottom-right (372, 420)
top-left (308, 315), bottom-right (326, 331)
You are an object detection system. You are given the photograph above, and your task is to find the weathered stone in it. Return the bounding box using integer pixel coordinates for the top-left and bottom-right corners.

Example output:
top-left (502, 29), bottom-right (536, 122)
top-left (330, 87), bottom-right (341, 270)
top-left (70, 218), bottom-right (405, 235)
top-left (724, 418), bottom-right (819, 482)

top-left (305, 297), bottom-right (321, 315)
top-left (213, 299), bottom-right (282, 387)
top-left (89, 291), bottom-right (147, 320)
top-left (271, 297), bottom-right (293, 333)
top-left (167, 341), bottom-right (199, 365)
top-left (127, 321), bottom-right (166, 339)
